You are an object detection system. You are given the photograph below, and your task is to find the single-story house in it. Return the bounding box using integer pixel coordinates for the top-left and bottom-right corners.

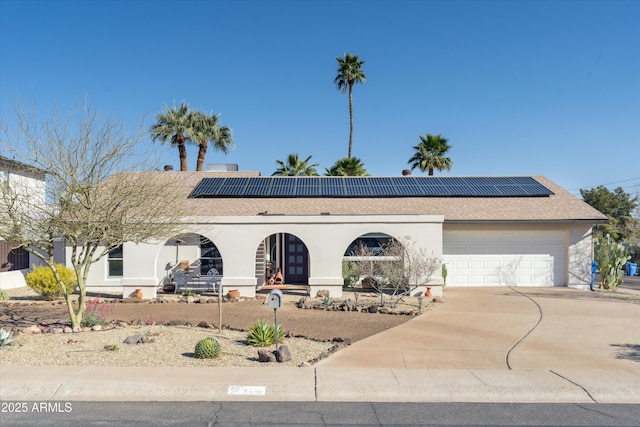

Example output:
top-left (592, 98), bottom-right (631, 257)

top-left (81, 169), bottom-right (607, 299)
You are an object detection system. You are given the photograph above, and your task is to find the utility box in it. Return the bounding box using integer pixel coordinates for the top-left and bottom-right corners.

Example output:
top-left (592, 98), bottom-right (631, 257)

top-left (268, 289), bottom-right (283, 309)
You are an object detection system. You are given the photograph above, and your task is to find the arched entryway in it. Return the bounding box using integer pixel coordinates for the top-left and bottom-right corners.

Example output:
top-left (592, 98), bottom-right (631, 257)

top-left (257, 233), bottom-right (310, 286)
top-left (160, 233), bottom-right (224, 292)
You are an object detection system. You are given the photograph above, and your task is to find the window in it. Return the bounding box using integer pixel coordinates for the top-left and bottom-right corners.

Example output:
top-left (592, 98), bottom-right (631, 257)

top-left (0, 242), bottom-right (29, 271)
top-left (108, 245), bottom-right (123, 277)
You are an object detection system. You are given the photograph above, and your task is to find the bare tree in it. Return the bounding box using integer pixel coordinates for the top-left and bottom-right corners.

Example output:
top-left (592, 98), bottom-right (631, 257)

top-left (0, 103), bottom-right (188, 327)
top-left (379, 237), bottom-right (441, 298)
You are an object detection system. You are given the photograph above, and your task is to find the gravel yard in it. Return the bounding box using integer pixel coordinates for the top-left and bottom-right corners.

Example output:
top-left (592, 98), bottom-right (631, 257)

top-left (0, 287), bottom-right (430, 367)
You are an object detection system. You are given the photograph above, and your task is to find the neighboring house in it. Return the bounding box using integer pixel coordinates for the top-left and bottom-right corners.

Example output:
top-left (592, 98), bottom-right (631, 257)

top-left (0, 156), bottom-right (46, 289)
top-left (81, 169), bottom-right (607, 299)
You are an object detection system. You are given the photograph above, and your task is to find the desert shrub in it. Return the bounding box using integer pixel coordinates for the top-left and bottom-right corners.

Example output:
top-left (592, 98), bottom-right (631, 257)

top-left (321, 295), bottom-right (334, 307)
top-left (194, 337), bottom-right (221, 359)
top-left (25, 264), bottom-right (77, 300)
top-left (246, 320), bottom-right (285, 347)
top-left (81, 295), bottom-right (115, 327)
top-left (0, 289), bottom-right (8, 301)
top-left (0, 328), bottom-right (15, 347)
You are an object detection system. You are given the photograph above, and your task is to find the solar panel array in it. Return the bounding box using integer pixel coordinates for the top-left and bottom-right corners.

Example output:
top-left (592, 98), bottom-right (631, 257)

top-left (188, 176), bottom-right (554, 198)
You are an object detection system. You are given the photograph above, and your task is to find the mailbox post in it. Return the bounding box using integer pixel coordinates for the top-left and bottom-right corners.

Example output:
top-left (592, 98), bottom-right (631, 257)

top-left (268, 289), bottom-right (283, 352)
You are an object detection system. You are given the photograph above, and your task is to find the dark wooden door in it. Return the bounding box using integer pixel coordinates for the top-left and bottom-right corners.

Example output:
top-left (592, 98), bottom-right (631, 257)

top-left (284, 234), bottom-right (308, 284)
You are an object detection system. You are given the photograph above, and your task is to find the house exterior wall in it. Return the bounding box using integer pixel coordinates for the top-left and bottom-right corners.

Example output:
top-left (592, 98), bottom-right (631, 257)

top-left (82, 214), bottom-right (445, 298)
top-left (181, 214), bottom-right (445, 298)
top-left (567, 224), bottom-right (595, 290)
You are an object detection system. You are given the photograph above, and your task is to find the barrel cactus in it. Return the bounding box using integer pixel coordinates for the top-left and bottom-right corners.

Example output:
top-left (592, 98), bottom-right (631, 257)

top-left (194, 337), bottom-right (221, 359)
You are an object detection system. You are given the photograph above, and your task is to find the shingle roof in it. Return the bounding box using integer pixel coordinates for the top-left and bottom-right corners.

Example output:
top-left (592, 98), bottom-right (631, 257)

top-left (158, 172), bottom-right (608, 223)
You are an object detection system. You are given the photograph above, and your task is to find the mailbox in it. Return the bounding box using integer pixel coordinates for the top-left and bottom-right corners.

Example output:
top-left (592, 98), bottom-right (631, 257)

top-left (268, 289), bottom-right (283, 309)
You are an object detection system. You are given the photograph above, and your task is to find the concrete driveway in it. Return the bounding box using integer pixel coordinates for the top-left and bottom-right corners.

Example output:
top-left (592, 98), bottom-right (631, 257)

top-left (316, 287), bottom-right (640, 371)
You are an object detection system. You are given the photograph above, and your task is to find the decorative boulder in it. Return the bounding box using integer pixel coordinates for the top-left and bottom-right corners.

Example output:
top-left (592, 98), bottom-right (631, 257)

top-left (275, 345), bottom-right (291, 363)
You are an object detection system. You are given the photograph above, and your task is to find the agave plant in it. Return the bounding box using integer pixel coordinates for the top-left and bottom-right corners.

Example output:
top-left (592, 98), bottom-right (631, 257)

top-left (246, 320), bottom-right (285, 347)
top-left (0, 328), bottom-right (15, 347)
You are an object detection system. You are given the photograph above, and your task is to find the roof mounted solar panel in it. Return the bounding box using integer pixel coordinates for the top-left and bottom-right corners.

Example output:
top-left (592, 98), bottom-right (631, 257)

top-left (188, 176), bottom-right (555, 198)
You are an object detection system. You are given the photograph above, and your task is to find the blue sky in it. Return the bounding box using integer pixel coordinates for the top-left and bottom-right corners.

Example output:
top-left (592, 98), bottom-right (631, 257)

top-left (1, 0), bottom-right (638, 196)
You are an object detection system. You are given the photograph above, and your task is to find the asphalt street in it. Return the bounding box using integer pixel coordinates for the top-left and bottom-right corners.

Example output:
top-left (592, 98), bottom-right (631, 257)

top-left (1, 401), bottom-right (640, 426)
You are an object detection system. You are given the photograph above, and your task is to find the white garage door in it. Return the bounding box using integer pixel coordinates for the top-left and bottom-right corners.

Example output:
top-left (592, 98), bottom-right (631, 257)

top-left (443, 231), bottom-right (565, 287)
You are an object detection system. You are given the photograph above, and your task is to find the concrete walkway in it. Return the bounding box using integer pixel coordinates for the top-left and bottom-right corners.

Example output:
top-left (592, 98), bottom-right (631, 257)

top-left (2, 287), bottom-right (639, 403)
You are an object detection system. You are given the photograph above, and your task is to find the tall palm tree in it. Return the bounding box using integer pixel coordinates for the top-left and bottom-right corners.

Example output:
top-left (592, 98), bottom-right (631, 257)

top-left (272, 154), bottom-right (319, 176)
top-left (190, 111), bottom-right (234, 172)
top-left (408, 134), bottom-right (453, 176)
top-left (334, 53), bottom-right (366, 159)
top-left (324, 157), bottom-right (369, 176)
top-left (150, 102), bottom-right (193, 171)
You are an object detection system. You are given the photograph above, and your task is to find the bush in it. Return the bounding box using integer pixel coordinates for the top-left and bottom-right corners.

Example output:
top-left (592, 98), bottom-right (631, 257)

top-left (81, 295), bottom-right (115, 328)
top-left (25, 264), bottom-right (77, 300)
top-left (194, 337), bottom-right (221, 359)
top-left (0, 289), bottom-right (8, 301)
top-left (246, 320), bottom-right (286, 347)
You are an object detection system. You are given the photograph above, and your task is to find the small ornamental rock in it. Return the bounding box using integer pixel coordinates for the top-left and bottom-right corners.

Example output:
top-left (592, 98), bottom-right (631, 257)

top-left (258, 349), bottom-right (276, 363)
top-left (124, 333), bottom-right (145, 345)
top-left (275, 345), bottom-right (291, 363)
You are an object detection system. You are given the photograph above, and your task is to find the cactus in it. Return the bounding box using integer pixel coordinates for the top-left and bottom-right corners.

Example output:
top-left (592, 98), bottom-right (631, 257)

top-left (194, 337), bottom-right (221, 359)
top-left (595, 234), bottom-right (631, 291)
top-left (0, 328), bottom-right (15, 347)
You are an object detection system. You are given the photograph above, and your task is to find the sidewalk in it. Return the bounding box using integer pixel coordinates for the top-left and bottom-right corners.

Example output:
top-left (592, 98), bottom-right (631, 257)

top-left (2, 287), bottom-right (639, 403)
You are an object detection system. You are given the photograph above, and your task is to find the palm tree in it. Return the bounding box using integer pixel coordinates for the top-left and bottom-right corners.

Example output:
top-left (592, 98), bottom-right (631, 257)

top-left (334, 53), bottom-right (366, 159)
top-left (150, 102), bottom-right (193, 171)
top-left (324, 157), bottom-right (369, 176)
top-left (408, 134), bottom-right (453, 176)
top-left (272, 154), bottom-right (320, 176)
top-left (190, 111), bottom-right (234, 172)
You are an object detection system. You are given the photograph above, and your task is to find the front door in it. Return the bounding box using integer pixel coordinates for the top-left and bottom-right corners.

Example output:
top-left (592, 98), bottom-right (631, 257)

top-left (284, 234), bottom-right (308, 284)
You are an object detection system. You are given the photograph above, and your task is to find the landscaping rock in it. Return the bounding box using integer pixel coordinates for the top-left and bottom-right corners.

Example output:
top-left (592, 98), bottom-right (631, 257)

top-left (257, 349), bottom-right (276, 363)
top-left (123, 333), bottom-right (145, 345)
top-left (316, 290), bottom-right (330, 298)
top-left (275, 345), bottom-right (291, 363)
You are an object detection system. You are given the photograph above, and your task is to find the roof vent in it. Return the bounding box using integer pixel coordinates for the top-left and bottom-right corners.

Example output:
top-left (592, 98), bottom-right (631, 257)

top-left (402, 169), bottom-right (412, 176)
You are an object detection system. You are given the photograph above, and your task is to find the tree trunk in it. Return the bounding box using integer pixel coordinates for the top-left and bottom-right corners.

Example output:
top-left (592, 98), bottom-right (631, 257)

top-left (178, 134), bottom-right (188, 171)
top-left (348, 84), bottom-right (354, 159)
top-left (196, 140), bottom-right (207, 172)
